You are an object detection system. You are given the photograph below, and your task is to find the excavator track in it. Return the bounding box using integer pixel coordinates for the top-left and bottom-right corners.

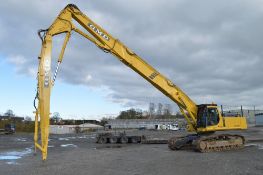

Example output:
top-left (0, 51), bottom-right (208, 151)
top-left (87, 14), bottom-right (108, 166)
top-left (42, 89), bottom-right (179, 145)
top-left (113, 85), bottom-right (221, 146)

top-left (168, 134), bottom-right (245, 152)
top-left (168, 134), bottom-right (199, 150)
top-left (195, 134), bottom-right (245, 152)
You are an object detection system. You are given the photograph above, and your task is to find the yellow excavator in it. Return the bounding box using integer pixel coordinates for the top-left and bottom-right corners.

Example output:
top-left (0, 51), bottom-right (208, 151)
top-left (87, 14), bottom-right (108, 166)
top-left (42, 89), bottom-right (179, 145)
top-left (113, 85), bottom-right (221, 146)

top-left (34, 4), bottom-right (247, 160)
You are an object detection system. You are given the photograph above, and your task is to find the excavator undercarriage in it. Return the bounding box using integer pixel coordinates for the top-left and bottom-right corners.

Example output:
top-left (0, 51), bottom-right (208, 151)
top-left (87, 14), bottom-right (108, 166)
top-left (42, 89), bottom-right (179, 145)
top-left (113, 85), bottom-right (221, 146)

top-left (168, 134), bottom-right (245, 152)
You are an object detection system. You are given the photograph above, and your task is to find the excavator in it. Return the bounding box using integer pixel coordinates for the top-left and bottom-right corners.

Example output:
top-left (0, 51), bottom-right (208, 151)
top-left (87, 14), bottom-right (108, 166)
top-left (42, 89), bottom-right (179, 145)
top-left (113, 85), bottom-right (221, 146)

top-left (34, 4), bottom-right (247, 160)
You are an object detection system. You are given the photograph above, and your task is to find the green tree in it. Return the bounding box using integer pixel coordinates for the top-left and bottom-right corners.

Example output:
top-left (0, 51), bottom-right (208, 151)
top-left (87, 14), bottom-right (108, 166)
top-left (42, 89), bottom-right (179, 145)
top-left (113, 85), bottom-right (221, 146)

top-left (50, 112), bottom-right (62, 124)
top-left (4, 109), bottom-right (15, 117)
top-left (117, 108), bottom-right (143, 119)
top-left (100, 117), bottom-right (109, 126)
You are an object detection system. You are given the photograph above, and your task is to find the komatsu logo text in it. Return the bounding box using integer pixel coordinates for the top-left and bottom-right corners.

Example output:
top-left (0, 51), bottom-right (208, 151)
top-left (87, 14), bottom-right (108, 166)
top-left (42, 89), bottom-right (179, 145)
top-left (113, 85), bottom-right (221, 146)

top-left (88, 23), bottom-right (109, 41)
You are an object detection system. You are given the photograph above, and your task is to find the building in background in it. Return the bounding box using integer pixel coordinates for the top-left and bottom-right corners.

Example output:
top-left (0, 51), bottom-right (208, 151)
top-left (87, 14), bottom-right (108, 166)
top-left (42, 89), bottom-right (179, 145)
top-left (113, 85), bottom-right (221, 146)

top-left (50, 125), bottom-right (76, 134)
top-left (106, 119), bottom-right (186, 130)
top-left (49, 123), bottom-right (103, 134)
top-left (0, 115), bottom-right (24, 122)
top-left (78, 123), bottom-right (103, 132)
top-left (255, 113), bottom-right (263, 126)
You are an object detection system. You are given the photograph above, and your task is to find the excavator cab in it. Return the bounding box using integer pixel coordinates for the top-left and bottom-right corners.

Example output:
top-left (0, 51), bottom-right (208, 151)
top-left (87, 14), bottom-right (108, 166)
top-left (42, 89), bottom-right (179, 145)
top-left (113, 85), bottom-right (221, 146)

top-left (197, 104), bottom-right (220, 128)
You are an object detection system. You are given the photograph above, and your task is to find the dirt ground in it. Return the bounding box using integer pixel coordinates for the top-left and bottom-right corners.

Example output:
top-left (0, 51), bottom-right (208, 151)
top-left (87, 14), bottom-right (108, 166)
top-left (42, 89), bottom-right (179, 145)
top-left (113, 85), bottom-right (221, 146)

top-left (0, 127), bottom-right (263, 175)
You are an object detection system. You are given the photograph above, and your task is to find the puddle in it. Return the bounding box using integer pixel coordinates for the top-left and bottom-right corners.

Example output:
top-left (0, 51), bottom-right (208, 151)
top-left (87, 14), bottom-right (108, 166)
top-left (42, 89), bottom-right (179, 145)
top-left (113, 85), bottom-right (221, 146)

top-left (60, 144), bottom-right (77, 148)
top-left (6, 161), bottom-right (19, 165)
top-left (16, 138), bottom-right (27, 142)
top-left (245, 143), bottom-right (258, 147)
top-left (245, 143), bottom-right (263, 150)
top-left (0, 155), bottom-right (21, 160)
top-left (0, 147), bottom-right (32, 164)
top-left (58, 137), bottom-right (77, 141)
top-left (48, 145), bottom-right (54, 148)
top-left (67, 137), bottom-right (76, 139)
top-left (78, 136), bottom-right (87, 139)
top-left (58, 138), bottom-right (69, 141)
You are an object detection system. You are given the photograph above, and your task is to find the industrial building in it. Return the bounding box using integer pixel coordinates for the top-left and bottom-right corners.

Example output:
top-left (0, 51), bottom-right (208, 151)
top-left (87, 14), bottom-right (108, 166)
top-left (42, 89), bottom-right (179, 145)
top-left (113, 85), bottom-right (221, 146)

top-left (49, 123), bottom-right (103, 134)
top-left (106, 119), bottom-right (185, 129)
top-left (255, 113), bottom-right (263, 126)
top-left (49, 125), bottom-right (76, 134)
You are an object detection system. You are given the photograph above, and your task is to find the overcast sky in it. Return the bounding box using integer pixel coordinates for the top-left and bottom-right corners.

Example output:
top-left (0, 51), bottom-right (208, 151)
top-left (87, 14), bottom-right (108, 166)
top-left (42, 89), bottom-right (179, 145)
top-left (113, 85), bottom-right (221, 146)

top-left (0, 0), bottom-right (262, 119)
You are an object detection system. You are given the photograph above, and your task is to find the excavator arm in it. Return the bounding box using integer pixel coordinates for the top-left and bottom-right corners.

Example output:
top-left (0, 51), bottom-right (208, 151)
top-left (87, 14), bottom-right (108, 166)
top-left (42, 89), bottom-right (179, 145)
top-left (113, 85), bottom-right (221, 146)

top-left (35, 4), bottom-right (199, 160)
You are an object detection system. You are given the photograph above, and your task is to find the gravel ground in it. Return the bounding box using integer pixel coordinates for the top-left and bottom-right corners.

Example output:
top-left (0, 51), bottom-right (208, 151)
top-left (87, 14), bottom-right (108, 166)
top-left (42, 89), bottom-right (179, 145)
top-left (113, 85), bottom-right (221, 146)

top-left (0, 127), bottom-right (262, 175)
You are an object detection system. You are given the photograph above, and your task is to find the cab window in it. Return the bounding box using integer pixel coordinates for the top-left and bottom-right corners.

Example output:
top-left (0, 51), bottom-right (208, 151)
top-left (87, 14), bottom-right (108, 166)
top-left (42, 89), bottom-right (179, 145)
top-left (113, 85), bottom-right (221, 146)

top-left (207, 108), bottom-right (219, 126)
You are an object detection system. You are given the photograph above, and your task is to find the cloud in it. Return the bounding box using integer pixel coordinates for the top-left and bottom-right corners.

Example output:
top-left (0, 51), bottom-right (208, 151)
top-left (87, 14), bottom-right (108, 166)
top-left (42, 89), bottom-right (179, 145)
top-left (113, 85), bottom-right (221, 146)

top-left (8, 55), bottom-right (26, 66)
top-left (0, 0), bottom-right (263, 111)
